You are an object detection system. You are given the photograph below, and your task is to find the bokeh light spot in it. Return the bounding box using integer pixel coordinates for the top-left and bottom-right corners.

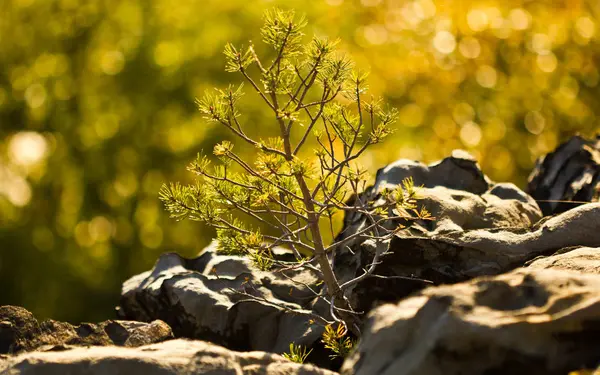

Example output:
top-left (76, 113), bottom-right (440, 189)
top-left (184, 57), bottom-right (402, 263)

top-left (94, 114), bottom-right (120, 140)
top-left (75, 221), bottom-right (94, 247)
top-left (483, 118), bottom-right (507, 141)
top-left (453, 102), bottom-right (475, 125)
top-left (433, 31), bottom-right (456, 54)
top-left (415, 0), bottom-right (436, 19)
top-left (24, 83), bottom-right (47, 109)
top-left (154, 41), bottom-right (182, 67)
top-left (8, 132), bottom-right (49, 167)
top-left (459, 121), bottom-right (482, 147)
top-left (524, 111), bottom-right (546, 135)
top-left (575, 16), bottom-right (596, 40)
top-left (476, 65), bottom-right (497, 88)
top-left (489, 145), bottom-right (514, 180)
top-left (467, 9), bottom-right (488, 32)
top-left (89, 216), bottom-right (114, 242)
top-left (537, 53), bottom-right (557, 73)
top-left (114, 172), bottom-right (139, 198)
top-left (459, 37), bottom-right (481, 59)
top-left (363, 24), bottom-right (388, 45)
top-left (101, 51), bottom-right (125, 75)
top-left (531, 33), bottom-right (552, 55)
top-left (32, 227), bottom-right (55, 252)
top-left (399, 103), bottom-right (424, 127)
top-left (0, 168), bottom-right (32, 207)
top-left (433, 115), bottom-right (457, 138)
top-left (509, 8), bottom-right (531, 31)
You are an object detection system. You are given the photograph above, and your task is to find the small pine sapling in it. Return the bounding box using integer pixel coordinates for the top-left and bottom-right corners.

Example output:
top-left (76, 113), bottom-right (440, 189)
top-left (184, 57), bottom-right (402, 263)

top-left (160, 8), bottom-right (431, 338)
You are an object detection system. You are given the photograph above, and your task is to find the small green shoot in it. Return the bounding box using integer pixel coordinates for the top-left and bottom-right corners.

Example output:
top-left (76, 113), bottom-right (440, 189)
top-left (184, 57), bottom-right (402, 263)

top-left (321, 324), bottom-right (355, 358)
top-left (283, 342), bottom-right (312, 364)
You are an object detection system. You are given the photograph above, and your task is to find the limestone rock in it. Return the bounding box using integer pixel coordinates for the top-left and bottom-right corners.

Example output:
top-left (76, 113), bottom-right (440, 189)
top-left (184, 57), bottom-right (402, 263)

top-left (527, 246), bottom-right (600, 274)
top-left (118, 242), bottom-right (325, 355)
top-left (373, 150), bottom-right (491, 194)
top-left (333, 152), bottom-right (576, 312)
top-left (0, 305), bottom-right (172, 354)
top-left (527, 135), bottom-right (600, 215)
top-left (342, 267), bottom-right (600, 375)
top-left (0, 338), bottom-right (337, 375)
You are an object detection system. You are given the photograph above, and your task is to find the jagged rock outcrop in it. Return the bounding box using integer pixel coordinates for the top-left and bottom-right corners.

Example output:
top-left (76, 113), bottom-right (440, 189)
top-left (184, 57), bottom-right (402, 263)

top-left (5, 140), bottom-right (600, 375)
top-left (341, 261), bottom-right (600, 375)
top-left (118, 242), bottom-right (325, 356)
top-left (338, 203), bottom-right (600, 313)
top-left (119, 151), bottom-right (600, 357)
top-left (332, 151), bottom-right (600, 313)
top-left (0, 338), bottom-right (338, 375)
top-left (527, 135), bottom-right (600, 215)
top-left (0, 305), bottom-right (172, 354)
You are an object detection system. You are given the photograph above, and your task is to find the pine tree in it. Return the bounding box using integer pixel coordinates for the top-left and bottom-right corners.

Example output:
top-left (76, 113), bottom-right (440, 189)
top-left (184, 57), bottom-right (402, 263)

top-left (159, 8), bottom-right (430, 336)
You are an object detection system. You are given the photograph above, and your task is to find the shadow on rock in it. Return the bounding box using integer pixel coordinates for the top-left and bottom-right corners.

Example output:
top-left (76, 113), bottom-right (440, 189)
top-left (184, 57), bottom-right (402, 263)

top-left (118, 242), bottom-right (328, 361)
top-left (527, 135), bottom-right (600, 216)
top-left (0, 338), bottom-right (338, 375)
top-left (342, 252), bottom-right (600, 375)
top-left (0, 305), bottom-right (172, 355)
top-left (332, 151), bottom-right (600, 314)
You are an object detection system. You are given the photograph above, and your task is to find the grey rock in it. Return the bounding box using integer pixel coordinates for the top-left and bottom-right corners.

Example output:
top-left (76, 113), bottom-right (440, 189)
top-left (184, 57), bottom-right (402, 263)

top-left (0, 338), bottom-right (338, 375)
top-left (527, 135), bottom-right (600, 215)
top-left (341, 267), bottom-right (600, 375)
top-left (118, 242), bottom-right (325, 355)
top-left (373, 150), bottom-right (490, 194)
top-left (334, 153), bottom-right (555, 312)
top-left (0, 305), bottom-right (172, 355)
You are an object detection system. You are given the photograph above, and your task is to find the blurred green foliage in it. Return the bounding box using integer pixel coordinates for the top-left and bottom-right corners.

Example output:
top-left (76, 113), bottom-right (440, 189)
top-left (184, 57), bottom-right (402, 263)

top-left (0, 0), bottom-right (598, 322)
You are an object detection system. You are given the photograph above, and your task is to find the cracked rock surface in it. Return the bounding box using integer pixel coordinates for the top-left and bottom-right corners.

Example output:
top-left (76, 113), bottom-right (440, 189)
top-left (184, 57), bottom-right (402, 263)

top-left (333, 152), bottom-right (600, 313)
top-left (342, 260), bottom-right (600, 375)
top-left (118, 242), bottom-right (325, 355)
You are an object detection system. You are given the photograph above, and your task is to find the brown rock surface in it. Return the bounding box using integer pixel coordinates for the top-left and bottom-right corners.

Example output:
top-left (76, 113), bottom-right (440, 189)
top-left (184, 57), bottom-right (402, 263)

top-left (333, 153), bottom-right (599, 313)
top-left (0, 305), bottom-right (172, 354)
top-left (342, 267), bottom-right (600, 375)
top-left (0, 339), bottom-right (338, 375)
top-left (527, 247), bottom-right (600, 274)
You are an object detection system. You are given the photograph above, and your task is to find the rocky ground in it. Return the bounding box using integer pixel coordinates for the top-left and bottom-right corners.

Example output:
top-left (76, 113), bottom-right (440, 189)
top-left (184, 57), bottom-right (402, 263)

top-left (1, 136), bottom-right (599, 375)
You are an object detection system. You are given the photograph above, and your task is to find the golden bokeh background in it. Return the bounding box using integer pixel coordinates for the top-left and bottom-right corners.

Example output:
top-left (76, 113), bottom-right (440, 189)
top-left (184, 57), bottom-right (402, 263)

top-left (1, 0), bottom-right (598, 322)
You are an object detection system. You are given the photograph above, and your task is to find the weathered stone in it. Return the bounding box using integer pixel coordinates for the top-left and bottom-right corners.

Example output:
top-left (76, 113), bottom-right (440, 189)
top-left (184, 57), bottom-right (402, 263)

top-left (0, 338), bottom-right (338, 375)
top-left (333, 153), bottom-right (580, 312)
top-left (118, 242), bottom-right (325, 356)
top-left (527, 135), bottom-right (600, 215)
top-left (0, 305), bottom-right (172, 354)
top-left (526, 246), bottom-right (600, 274)
top-left (115, 151), bottom-right (600, 374)
top-left (373, 150), bottom-right (491, 194)
top-left (342, 267), bottom-right (600, 375)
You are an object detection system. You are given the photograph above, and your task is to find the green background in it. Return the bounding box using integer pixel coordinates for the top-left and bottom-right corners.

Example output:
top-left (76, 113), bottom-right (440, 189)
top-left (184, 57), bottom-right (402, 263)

top-left (1, 0), bottom-right (598, 323)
